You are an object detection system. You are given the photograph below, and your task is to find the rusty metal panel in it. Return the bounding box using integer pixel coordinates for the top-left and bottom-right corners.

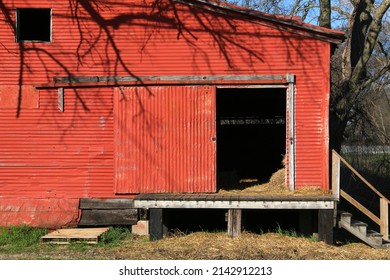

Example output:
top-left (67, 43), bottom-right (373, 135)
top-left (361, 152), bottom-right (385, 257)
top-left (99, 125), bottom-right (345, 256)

top-left (114, 86), bottom-right (216, 194)
top-left (0, 198), bottom-right (79, 228)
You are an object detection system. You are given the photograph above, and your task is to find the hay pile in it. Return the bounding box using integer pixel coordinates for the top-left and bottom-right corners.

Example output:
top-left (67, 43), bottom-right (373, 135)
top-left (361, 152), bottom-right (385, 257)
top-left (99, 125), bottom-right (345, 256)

top-left (5, 231), bottom-right (389, 260)
top-left (218, 156), bottom-right (330, 196)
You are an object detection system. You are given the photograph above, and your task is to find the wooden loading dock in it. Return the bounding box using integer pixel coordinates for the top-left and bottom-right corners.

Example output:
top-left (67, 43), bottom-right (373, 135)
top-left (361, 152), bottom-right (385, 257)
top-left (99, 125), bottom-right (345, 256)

top-left (134, 194), bottom-right (337, 244)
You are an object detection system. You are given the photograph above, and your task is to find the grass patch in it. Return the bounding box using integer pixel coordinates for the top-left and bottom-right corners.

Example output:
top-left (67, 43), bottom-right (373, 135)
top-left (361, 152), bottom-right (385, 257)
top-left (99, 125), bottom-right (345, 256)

top-left (274, 224), bottom-right (298, 238)
top-left (55, 227), bottom-right (133, 252)
top-left (273, 223), bottom-right (320, 241)
top-left (100, 226), bottom-right (133, 246)
top-left (0, 225), bottom-right (47, 253)
top-left (0, 226), bottom-right (136, 258)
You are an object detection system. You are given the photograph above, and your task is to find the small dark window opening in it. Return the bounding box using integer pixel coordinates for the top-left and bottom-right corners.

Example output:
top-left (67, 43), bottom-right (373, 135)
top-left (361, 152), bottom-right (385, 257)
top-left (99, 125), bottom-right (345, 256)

top-left (17, 8), bottom-right (51, 42)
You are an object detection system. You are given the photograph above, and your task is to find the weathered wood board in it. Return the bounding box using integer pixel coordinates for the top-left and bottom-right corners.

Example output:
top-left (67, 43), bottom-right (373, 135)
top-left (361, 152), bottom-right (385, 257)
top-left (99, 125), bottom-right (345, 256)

top-left (79, 198), bottom-right (134, 209)
top-left (41, 228), bottom-right (109, 244)
top-left (78, 209), bottom-right (138, 226)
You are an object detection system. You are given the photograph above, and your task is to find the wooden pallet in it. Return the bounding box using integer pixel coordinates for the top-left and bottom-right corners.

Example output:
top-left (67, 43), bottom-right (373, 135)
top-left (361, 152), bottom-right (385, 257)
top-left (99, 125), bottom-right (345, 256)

top-left (41, 228), bottom-right (109, 244)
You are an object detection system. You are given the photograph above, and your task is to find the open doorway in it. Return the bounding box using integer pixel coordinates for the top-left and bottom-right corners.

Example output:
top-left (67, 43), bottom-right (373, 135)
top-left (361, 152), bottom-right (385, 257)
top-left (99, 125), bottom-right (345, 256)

top-left (216, 87), bottom-right (286, 190)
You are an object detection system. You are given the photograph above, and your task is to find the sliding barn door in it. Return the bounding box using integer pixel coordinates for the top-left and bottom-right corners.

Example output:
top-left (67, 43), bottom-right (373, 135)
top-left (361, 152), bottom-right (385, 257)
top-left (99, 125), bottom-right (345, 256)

top-left (114, 86), bottom-right (216, 194)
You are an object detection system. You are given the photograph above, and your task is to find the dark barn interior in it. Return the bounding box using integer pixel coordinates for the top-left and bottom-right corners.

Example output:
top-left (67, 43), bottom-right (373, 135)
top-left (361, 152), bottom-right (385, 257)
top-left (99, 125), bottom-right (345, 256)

top-left (216, 87), bottom-right (286, 189)
top-left (161, 209), bottom-right (316, 237)
top-left (17, 8), bottom-right (51, 42)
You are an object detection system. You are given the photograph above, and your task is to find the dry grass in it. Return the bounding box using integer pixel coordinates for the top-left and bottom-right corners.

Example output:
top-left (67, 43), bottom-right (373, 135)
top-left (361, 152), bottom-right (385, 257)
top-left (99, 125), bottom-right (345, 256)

top-left (2, 231), bottom-right (389, 260)
top-left (110, 232), bottom-right (390, 260)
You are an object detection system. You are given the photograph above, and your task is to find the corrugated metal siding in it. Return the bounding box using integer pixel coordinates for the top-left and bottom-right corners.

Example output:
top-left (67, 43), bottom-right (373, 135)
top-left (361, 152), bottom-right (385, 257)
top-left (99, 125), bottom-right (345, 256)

top-left (294, 66), bottom-right (330, 189)
top-left (0, 198), bottom-right (79, 228)
top-left (0, 87), bottom-right (114, 198)
top-left (1, 0), bottom-right (332, 83)
top-left (114, 86), bottom-right (216, 193)
top-left (0, 0), bottom-right (334, 193)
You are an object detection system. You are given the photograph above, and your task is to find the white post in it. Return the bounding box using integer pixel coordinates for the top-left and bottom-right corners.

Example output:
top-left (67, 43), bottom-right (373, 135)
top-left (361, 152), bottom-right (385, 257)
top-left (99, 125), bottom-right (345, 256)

top-left (332, 150), bottom-right (340, 200)
top-left (286, 74), bottom-right (295, 192)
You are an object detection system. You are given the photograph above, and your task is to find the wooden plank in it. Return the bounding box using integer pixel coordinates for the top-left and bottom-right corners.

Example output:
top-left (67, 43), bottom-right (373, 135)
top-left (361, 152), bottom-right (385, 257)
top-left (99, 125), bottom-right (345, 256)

top-left (287, 73), bottom-right (295, 192)
top-left (78, 209), bottom-right (138, 226)
top-left (134, 193), bottom-right (335, 202)
top-left (53, 74), bottom-right (286, 85)
top-left (340, 190), bottom-right (381, 225)
top-left (58, 87), bottom-right (64, 112)
top-left (79, 198), bottom-right (134, 209)
top-left (331, 150), bottom-right (340, 200)
top-left (149, 209), bottom-right (163, 241)
top-left (380, 198), bottom-right (389, 241)
top-left (318, 209), bottom-right (334, 245)
top-left (227, 209), bottom-right (242, 237)
top-left (134, 199), bottom-right (335, 209)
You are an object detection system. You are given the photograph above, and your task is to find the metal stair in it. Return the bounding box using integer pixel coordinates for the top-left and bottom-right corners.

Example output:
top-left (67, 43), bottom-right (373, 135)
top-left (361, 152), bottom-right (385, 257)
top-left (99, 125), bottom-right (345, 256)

top-left (338, 211), bottom-right (390, 248)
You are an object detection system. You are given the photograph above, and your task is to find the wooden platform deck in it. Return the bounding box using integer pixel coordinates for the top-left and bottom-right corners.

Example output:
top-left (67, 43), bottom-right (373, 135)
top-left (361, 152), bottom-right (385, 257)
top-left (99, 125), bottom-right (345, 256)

top-left (134, 193), bottom-right (337, 209)
top-left (134, 194), bottom-right (337, 243)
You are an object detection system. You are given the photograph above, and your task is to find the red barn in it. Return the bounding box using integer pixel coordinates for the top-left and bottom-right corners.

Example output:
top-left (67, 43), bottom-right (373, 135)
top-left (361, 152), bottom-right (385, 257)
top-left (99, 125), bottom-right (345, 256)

top-left (0, 0), bottom-right (343, 235)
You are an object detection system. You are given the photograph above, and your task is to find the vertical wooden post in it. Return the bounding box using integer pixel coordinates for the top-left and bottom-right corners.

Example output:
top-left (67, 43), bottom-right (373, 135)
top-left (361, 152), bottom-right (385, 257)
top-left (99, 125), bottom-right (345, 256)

top-left (332, 150), bottom-right (340, 200)
top-left (318, 209), bottom-right (333, 245)
top-left (286, 73), bottom-right (295, 192)
top-left (149, 208), bottom-right (163, 241)
top-left (58, 87), bottom-right (64, 112)
top-left (299, 210), bottom-right (314, 236)
top-left (227, 209), bottom-right (242, 237)
top-left (380, 198), bottom-right (389, 241)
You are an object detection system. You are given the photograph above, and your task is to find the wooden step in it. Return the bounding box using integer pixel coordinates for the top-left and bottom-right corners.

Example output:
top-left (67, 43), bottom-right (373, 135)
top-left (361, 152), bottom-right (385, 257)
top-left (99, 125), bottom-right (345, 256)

top-left (351, 220), bottom-right (367, 235)
top-left (338, 211), bottom-right (388, 249)
top-left (41, 228), bottom-right (109, 244)
top-left (338, 211), bottom-right (352, 225)
top-left (367, 229), bottom-right (383, 238)
top-left (366, 230), bottom-right (384, 247)
top-left (382, 241), bottom-right (390, 248)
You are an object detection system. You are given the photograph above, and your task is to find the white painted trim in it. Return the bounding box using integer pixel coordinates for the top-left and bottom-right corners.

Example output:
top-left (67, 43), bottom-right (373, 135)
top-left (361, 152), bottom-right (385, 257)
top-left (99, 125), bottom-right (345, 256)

top-left (216, 85), bottom-right (287, 89)
top-left (286, 74), bottom-right (296, 192)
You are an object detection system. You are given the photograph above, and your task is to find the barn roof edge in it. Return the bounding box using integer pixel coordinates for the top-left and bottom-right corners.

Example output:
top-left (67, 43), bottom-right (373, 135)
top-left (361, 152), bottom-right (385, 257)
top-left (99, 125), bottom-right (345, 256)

top-left (177, 0), bottom-right (345, 43)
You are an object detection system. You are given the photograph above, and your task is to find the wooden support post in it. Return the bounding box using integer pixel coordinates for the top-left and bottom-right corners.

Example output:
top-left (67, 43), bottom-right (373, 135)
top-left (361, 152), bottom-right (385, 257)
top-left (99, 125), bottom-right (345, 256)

top-left (380, 198), bottom-right (389, 241)
top-left (332, 150), bottom-right (340, 200)
top-left (318, 209), bottom-right (333, 245)
top-left (58, 87), bottom-right (64, 112)
top-left (227, 209), bottom-right (242, 237)
top-left (299, 210), bottom-right (314, 236)
top-left (149, 208), bottom-right (163, 241)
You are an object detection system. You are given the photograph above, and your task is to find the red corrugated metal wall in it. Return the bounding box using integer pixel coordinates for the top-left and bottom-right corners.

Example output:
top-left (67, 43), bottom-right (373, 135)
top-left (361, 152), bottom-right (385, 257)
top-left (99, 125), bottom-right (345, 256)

top-left (0, 87), bottom-right (114, 227)
top-left (0, 87), bottom-right (114, 198)
top-left (0, 0), bottom-right (339, 226)
top-left (114, 86), bottom-right (216, 194)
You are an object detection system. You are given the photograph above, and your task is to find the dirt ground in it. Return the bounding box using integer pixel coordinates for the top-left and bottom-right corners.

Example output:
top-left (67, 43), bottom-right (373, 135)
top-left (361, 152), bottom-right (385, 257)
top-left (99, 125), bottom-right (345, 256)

top-left (1, 231), bottom-right (390, 260)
